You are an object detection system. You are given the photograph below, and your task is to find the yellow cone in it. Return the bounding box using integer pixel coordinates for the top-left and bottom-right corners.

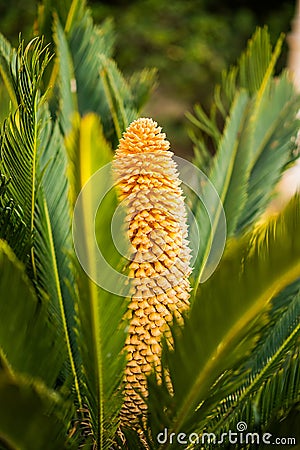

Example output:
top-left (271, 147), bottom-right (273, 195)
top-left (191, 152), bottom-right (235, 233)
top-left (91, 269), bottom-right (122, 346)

top-left (113, 117), bottom-right (192, 424)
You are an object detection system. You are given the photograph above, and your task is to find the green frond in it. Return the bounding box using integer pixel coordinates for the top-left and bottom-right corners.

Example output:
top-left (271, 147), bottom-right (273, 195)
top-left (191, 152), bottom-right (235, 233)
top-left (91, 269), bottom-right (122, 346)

top-left (66, 113), bottom-right (128, 448)
top-left (53, 17), bottom-right (78, 134)
top-left (187, 127), bottom-right (212, 173)
top-left (254, 349), bottom-right (299, 425)
top-left (99, 54), bottom-right (138, 142)
top-left (35, 114), bottom-right (82, 406)
top-left (67, 11), bottom-right (115, 112)
top-left (129, 68), bottom-right (158, 112)
top-left (195, 282), bottom-right (300, 443)
top-left (146, 195), bottom-right (300, 449)
top-left (190, 90), bottom-right (249, 290)
top-left (235, 26), bottom-right (276, 96)
top-left (0, 37), bottom-right (51, 275)
top-left (0, 240), bottom-right (64, 387)
top-left (0, 36), bottom-right (81, 409)
top-left (65, 0), bottom-right (87, 33)
top-left (220, 26), bottom-right (282, 110)
top-left (237, 73), bottom-right (300, 231)
top-left (51, 0), bottom-right (141, 149)
top-left (204, 352), bottom-right (299, 450)
top-left (185, 102), bottom-right (221, 176)
top-left (43, 0), bottom-right (156, 154)
top-left (246, 282), bottom-right (300, 378)
top-left (195, 28), bottom-right (294, 146)
top-left (1, 4), bottom-right (299, 448)
top-left (51, 3), bottom-right (116, 138)
top-left (0, 371), bottom-right (74, 450)
top-left (188, 28), bottom-right (300, 293)
top-left (0, 33), bottom-right (17, 109)
top-left (0, 171), bottom-right (28, 260)
top-left (186, 103), bottom-right (221, 146)
top-left (37, 0), bottom-right (76, 38)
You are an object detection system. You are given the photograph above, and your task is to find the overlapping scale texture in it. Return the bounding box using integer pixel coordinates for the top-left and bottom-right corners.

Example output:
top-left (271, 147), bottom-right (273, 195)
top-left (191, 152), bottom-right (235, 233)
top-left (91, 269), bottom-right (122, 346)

top-left (113, 117), bottom-right (192, 424)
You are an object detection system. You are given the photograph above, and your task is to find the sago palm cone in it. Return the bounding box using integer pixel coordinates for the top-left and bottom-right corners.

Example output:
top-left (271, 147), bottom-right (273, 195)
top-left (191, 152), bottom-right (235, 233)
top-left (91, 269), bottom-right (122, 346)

top-left (113, 117), bottom-right (192, 425)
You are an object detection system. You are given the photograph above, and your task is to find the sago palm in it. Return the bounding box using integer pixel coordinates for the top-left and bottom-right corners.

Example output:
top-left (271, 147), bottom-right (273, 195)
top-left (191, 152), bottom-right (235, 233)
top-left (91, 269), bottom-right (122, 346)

top-left (0, 1), bottom-right (299, 449)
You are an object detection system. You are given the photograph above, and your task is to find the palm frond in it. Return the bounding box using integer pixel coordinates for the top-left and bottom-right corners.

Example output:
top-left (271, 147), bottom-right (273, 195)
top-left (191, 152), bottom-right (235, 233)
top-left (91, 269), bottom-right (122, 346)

top-left (237, 73), bottom-right (300, 230)
top-left (0, 37), bottom-right (51, 275)
top-left (51, 3), bottom-right (114, 135)
top-left (66, 113), bottom-right (129, 449)
top-left (0, 370), bottom-right (74, 450)
top-left (34, 113), bottom-right (82, 405)
top-left (188, 28), bottom-right (300, 292)
top-left (146, 195), bottom-right (300, 449)
top-left (49, 1), bottom-right (143, 149)
top-left (99, 54), bottom-right (138, 142)
top-left (52, 17), bottom-right (78, 134)
top-left (128, 68), bottom-right (158, 113)
top-left (0, 36), bottom-right (81, 409)
top-left (0, 171), bottom-right (28, 260)
top-left (0, 240), bottom-right (64, 387)
top-left (204, 353), bottom-right (299, 450)
top-left (193, 282), bottom-right (300, 444)
top-left (226, 26), bottom-right (276, 101)
top-left (0, 33), bottom-right (17, 109)
top-left (36, 0), bottom-right (74, 38)
top-left (189, 90), bottom-right (249, 290)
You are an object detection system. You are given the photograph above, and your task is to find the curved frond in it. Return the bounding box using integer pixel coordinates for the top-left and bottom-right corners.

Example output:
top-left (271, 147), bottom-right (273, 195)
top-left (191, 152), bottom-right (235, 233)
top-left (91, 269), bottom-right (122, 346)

top-left (0, 371), bottom-right (73, 450)
top-left (227, 26), bottom-right (278, 100)
top-left (190, 90), bottom-right (249, 289)
top-left (66, 113), bottom-right (129, 448)
top-left (129, 68), bottom-right (158, 113)
top-left (99, 55), bottom-right (137, 142)
top-left (0, 37), bottom-right (51, 275)
top-left (237, 73), bottom-right (300, 230)
top-left (0, 171), bottom-right (28, 260)
top-left (51, 4), bottom-right (120, 141)
top-left (0, 33), bottom-right (17, 109)
top-left (194, 282), bottom-right (300, 445)
top-left (0, 240), bottom-right (64, 386)
top-left (146, 195), bottom-right (300, 449)
top-left (49, 1), bottom-right (142, 150)
top-left (189, 28), bottom-right (300, 292)
top-left (0, 35), bottom-right (82, 415)
top-left (52, 17), bottom-right (78, 134)
top-left (35, 115), bottom-right (82, 406)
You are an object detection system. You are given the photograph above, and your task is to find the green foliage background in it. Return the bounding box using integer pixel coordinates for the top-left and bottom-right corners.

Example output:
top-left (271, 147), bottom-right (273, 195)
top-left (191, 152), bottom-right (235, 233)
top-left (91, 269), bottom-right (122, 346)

top-left (0, 1), bottom-right (299, 448)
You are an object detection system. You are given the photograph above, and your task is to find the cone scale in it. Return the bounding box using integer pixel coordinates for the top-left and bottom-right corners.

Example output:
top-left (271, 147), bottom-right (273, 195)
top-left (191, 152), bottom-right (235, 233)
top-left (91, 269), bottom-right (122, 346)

top-left (113, 118), bottom-right (192, 425)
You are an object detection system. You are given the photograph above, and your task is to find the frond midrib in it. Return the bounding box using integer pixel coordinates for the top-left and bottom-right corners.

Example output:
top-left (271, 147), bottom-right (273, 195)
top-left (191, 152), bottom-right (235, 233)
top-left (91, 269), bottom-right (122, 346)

top-left (193, 91), bottom-right (248, 293)
top-left (208, 306), bottom-right (300, 435)
top-left (42, 196), bottom-right (82, 409)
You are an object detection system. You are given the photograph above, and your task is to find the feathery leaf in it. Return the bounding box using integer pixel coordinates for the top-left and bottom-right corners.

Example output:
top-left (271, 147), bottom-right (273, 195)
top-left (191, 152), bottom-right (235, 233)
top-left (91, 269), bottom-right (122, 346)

top-left (146, 195), bottom-right (300, 448)
top-left (0, 371), bottom-right (73, 450)
top-left (0, 33), bottom-right (17, 109)
top-left (0, 240), bottom-right (64, 386)
top-left (66, 113), bottom-right (128, 448)
top-left (35, 114), bottom-right (82, 406)
top-left (128, 68), bottom-right (158, 113)
top-left (201, 281), bottom-right (300, 440)
top-left (189, 28), bottom-right (300, 292)
top-left (0, 171), bottom-right (28, 260)
top-left (0, 37), bottom-right (51, 276)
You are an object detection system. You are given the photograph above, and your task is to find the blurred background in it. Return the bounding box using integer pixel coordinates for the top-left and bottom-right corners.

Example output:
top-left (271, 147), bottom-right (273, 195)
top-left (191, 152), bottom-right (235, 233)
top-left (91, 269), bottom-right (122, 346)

top-left (0, 0), bottom-right (296, 157)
